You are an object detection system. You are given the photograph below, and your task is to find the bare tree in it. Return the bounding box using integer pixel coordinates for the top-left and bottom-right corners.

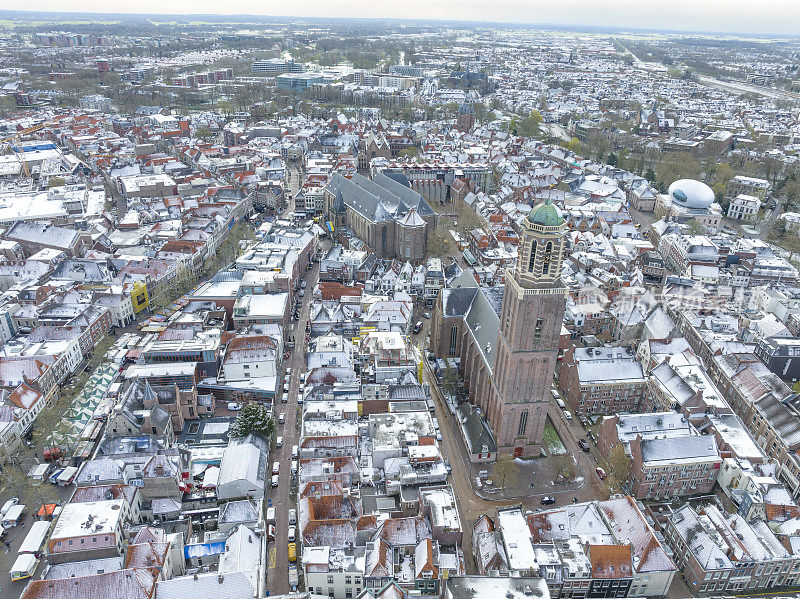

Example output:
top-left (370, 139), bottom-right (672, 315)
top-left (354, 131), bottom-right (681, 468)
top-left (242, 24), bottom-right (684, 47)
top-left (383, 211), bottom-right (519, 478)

top-left (605, 444), bottom-right (632, 494)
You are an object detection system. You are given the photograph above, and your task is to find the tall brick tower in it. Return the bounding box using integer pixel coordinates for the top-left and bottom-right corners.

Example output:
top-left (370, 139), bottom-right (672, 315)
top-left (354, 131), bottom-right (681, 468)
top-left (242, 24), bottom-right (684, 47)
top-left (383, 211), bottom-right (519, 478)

top-left (487, 199), bottom-right (568, 457)
top-left (456, 101), bottom-right (475, 133)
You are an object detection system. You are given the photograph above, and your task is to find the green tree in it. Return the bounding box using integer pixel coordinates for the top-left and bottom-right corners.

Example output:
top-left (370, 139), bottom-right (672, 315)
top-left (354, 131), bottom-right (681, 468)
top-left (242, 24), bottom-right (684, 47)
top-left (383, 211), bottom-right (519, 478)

top-left (645, 167), bottom-right (656, 183)
top-left (708, 162), bottom-right (735, 202)
top-left (398, 146), bottom-right (420, 160)
top-left (567, 137), bottom-right (582, 154)
top-left (229, 403), bottom-right (275, 439)
top-left (606, 152), bottom-right (618, 167)
top-left (515, 110), bottom-right (543, 138)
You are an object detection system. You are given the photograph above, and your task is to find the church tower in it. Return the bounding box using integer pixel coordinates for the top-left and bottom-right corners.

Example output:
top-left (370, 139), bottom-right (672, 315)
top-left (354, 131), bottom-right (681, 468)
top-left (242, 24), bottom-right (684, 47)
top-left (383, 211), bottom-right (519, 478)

top-left (488, 199), bottom-right (568, 457)
top-left (456, 102), bottom-right (475, 133)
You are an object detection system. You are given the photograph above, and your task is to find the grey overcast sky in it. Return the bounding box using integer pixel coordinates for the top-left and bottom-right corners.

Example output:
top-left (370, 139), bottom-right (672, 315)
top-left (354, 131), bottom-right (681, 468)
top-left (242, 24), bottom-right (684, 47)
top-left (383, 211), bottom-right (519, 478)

top-left (4, 0), bottom-right (800, 36)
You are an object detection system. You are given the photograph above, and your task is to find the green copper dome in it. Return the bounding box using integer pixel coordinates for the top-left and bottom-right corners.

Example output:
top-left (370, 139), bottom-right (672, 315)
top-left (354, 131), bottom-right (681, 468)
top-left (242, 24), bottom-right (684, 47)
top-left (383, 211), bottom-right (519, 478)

top-left (528, 198), bottom-right (564, 227)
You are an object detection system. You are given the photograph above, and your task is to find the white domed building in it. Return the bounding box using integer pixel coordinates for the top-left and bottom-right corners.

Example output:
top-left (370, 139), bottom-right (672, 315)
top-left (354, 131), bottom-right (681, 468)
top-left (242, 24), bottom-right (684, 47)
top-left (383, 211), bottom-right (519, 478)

top-left (654, 178), bottom-right (722, 233)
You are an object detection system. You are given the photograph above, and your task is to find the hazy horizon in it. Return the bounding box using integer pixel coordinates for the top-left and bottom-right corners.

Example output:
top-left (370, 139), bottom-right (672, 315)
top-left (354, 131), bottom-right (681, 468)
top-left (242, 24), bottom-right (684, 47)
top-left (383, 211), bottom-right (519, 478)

top-left (1, 1), bottom-right (800, 37)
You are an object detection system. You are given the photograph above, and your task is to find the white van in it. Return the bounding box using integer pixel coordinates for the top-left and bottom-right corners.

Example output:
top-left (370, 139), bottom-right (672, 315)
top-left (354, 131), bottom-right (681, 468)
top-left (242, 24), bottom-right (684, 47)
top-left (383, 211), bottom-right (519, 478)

top-left (276, 436), bottom-right (283, 449)
top-left (272, 461), bottom-right (280, 475)
top-left (563, 409), bottom-right (573, 421)
top-left (291, 460), bottom-right (298, 475)
top-left (556, 398), bottom-right (566, 409)
top-left (289, 508), bottom-right (297, 525)
top-left (291, 445), bottom-right (298, 459)
top-left (56, 466), bottom-right (78, 487)
top-left (288, 525), bottom-right (296, 542)
top-left (27, 463), bottom-right (51, 482)
top-left (2, 504), bottom-right (25, 527)
top-left (266, 507), bottom-right (276, 523)
top-left (10, 553), bottom-right (38, 582)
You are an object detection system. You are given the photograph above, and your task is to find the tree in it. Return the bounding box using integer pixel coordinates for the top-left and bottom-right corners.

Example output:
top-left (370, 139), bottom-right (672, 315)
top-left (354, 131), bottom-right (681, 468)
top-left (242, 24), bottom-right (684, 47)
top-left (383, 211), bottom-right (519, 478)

top-left (513, 110), bottom-right (543, 138)
top-left (229, 403), bottom-right (275, 439)
top-left (398, 146), bottom-right (420, 160)
top-left (605, 444), bottom-right (632, 494)
top-left (606, 152), bottom-right (618, 167)
top-left (440, 367), bottom-right (466, 403)
top-left (567, 137), bottom-right (582, 154)
top-left (195, 126), bottom-right (215, 142)
top-left (654, 152), bottom-right (701, 191)
top-left (685, 220), bottom-right (707, 235)
top-left (493, 454), bottom-right (520, 491)
top-left (645, 167), bottom-right (656, 183)
top-left (0, 450), bottom-right (58, 513)
top-left (767, 219), bottom-right (800, 260)
top-left (0, 95), bottom-right (17, 118)
top-left (708, 162), bottom-right (735, 202)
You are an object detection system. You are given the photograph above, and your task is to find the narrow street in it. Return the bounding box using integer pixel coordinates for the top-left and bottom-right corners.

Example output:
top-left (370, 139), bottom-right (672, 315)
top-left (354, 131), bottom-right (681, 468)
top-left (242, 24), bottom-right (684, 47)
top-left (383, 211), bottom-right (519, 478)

top-left (265, 161), bottom-right (315, 595)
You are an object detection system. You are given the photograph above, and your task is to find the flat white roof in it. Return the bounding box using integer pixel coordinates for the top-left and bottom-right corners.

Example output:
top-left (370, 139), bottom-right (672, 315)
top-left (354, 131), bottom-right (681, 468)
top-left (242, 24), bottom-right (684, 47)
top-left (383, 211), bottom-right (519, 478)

top-left (50, 499), bottom-right (124, 540)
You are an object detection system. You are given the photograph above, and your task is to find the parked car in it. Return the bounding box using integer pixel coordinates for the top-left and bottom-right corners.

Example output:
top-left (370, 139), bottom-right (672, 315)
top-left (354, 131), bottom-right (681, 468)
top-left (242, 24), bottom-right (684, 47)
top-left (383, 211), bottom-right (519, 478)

top-left (227, 402), bottom-right (242, 411)
top-left (288, 525), bottom-right (296, 542)
top-left (595, 467), bottom-right (606, 480)
top-left (444, 460), bottom-right (452, 474)
top-left (271, 475), bottom-right (279, 487)
top-left (578, 439), bottom-right (590, 452)
top-left (422, 311), bottom-right (432, 319)
top-left (413, 321), bottom-right (423, 334)
top-left (289, 508), bottom-right (297, 525)
top-left (278, 412), bottom-right (286, 425)
top-left (540, 496), bottom-right (556, 505)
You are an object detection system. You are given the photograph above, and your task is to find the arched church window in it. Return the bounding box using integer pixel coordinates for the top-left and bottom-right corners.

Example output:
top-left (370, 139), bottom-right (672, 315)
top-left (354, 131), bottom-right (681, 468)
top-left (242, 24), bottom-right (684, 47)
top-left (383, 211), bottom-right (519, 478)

top-left (518, 409), bottom-right (529, 436)
top-left (527, 239), bottom-right (537, 272)
top-left (542, 242), bottom-right (553, 274)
